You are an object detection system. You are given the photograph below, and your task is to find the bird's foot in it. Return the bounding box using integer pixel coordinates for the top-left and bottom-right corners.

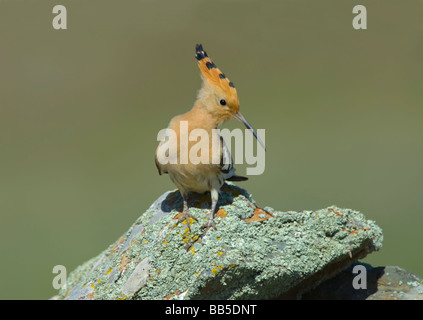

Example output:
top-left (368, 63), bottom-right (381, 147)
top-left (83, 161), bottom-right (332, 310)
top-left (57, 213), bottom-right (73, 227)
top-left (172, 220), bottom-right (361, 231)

top-left (200, 217), bottom-right (217, 234)
top-left (175, 211), bottom-right (198, 232)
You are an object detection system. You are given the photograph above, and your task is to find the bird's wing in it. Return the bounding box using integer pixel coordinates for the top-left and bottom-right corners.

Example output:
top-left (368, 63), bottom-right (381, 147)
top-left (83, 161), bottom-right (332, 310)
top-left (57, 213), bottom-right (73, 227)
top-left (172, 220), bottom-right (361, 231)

top-left (155, 144), bottom-right (167, 175)
top-left (219, 135), bottom-right (248, 181)
top-left (219, 135), bottom-right (232, 175)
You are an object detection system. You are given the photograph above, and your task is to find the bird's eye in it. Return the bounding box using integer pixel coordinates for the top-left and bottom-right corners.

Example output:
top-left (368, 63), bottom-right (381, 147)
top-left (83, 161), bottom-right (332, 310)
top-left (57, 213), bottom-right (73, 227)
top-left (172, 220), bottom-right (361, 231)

top-left (219, 99), bottom-right (226, 106)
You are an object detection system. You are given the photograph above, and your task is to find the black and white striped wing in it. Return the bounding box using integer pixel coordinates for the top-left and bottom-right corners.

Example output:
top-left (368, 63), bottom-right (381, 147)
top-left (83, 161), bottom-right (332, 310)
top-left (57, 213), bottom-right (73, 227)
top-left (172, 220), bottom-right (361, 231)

top-left (219, 135), bottom-right (248, 182)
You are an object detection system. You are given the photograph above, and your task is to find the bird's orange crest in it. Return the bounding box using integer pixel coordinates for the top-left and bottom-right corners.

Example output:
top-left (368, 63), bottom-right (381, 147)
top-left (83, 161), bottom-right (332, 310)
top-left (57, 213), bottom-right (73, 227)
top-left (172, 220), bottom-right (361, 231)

top-left (195, 44), bottom-right (237, 95)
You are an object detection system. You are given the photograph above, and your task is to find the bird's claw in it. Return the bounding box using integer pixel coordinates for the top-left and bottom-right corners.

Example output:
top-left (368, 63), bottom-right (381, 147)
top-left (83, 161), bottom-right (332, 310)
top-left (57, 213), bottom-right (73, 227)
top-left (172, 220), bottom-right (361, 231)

top-left (200, 218), bottom-right (217, 233)
top-left (175, 212), bottom-right (198, 232)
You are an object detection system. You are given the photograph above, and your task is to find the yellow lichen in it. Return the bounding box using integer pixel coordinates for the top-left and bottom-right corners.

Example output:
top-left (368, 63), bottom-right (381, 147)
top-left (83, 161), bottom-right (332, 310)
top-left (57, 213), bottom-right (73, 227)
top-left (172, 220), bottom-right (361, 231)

top-left (211, 265), bottom-right (223, 274)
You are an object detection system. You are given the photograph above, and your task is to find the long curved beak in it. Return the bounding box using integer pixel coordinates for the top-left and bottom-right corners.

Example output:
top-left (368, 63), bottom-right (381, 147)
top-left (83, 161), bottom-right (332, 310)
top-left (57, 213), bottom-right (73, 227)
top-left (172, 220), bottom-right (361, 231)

top-left (233, 112), bottom-right (266, 151)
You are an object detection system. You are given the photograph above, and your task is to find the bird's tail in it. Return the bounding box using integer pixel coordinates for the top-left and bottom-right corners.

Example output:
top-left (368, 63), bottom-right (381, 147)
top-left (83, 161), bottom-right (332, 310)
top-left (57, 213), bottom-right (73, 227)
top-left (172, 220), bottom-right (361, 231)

top-left (226, 175), bottom-right (248, 182)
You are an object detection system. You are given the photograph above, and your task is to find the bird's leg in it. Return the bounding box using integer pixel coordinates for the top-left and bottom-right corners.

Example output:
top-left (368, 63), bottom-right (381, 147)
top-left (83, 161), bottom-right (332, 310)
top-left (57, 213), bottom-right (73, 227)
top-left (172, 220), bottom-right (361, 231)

top-left (176, 194), bottom-right (197, 232)
top-left (201, 189), bottom-right (218, 232)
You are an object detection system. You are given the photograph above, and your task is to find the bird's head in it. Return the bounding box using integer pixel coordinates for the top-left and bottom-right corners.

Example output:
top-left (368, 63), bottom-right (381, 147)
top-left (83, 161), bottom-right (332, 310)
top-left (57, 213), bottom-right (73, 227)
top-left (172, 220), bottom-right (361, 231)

top-left (195, 44), bottom-right (240, 122)
top-left (195, 44), bottom-right (265, 150)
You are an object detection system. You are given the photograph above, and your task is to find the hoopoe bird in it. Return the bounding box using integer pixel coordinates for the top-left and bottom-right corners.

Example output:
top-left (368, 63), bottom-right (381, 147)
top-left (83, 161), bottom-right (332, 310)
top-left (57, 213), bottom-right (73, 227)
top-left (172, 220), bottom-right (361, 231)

top-left (155, 44), bottom-right (265, 232)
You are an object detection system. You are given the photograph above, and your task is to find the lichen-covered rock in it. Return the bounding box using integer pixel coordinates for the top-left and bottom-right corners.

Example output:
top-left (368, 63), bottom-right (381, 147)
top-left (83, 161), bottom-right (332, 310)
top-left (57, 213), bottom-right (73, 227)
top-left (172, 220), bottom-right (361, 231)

top-left (57, 183), bottom-right (383, 300)
top-left (303, 262), bottom-right (423, 300)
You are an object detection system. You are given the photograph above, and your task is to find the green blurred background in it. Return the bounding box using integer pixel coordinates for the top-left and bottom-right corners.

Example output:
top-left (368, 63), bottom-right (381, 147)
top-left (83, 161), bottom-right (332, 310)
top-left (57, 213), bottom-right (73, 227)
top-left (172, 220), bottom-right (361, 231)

top-left (0, 0), bottom-right (422, 299)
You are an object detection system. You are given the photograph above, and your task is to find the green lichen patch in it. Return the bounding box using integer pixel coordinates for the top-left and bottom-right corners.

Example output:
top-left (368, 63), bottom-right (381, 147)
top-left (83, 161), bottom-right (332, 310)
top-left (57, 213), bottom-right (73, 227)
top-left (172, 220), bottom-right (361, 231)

top-left (58, 184), bottom-right (383, 300)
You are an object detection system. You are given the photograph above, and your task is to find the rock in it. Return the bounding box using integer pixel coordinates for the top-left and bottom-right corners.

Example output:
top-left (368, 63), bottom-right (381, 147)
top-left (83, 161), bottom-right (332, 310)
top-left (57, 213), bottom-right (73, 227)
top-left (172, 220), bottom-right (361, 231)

top-left (303, 262), bottom-right (423, 300)
top-left (56, 183), bottom-right (383, 300)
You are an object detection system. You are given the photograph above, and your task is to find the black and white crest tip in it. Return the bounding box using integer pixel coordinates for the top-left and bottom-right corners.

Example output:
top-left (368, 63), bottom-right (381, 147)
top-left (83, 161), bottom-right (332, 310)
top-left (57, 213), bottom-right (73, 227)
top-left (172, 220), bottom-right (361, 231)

top-left (195, 44), bottom-right (208, 60)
